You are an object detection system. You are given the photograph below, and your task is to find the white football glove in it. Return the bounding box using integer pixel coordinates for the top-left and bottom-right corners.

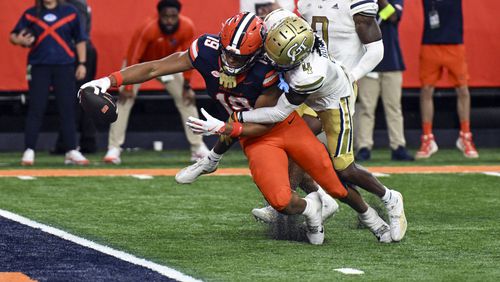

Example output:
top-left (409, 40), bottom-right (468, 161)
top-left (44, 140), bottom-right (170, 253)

top-left (186, 108), bottom-right (226, 136)
top-left (80, 77), bottom-right (111, 95)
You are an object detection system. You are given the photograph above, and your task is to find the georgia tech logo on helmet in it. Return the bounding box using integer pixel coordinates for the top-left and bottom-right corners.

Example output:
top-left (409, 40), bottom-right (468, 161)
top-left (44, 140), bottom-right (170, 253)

top-left (287, 37), bottom-right (308, 63)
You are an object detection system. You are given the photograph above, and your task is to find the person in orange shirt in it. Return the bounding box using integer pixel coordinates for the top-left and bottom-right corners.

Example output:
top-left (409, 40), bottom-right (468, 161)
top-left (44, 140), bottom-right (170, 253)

top-left (103, 0), bottom-right (208, 164)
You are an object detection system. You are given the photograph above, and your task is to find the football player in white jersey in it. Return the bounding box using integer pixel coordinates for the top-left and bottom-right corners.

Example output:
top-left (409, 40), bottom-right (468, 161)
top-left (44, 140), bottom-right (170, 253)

top-left (189, 12), bottom-right (407, 243)
top-left (297, 0), bottom-right (384, 82)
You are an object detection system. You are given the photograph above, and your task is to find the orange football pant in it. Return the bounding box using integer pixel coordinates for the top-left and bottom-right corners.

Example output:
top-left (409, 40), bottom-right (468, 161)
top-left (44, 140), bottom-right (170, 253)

top-left (240, 112), bottom-right (348, 211)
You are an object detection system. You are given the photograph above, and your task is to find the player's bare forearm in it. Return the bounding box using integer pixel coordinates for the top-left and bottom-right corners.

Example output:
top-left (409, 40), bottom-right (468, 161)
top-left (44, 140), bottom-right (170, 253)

top-left (109, 51), bottom-right (194, 86)
top-left (353, 14), bottom-right (382, 44)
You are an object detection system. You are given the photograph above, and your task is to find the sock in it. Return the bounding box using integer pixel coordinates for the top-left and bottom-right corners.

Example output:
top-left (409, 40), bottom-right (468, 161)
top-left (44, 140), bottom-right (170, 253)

top-left (358, 206), bottom-right (377, 221)
top-left (302, 197), bottom-right (314, 216)
top-left (381, 187), bottom-right (392, 204)
top-left (422, 122), bottom-right (433, 136)
top-left (460, 121), bottom-right (470, 133)
top-left (208, 149), bottom-right (222, 162)
top-left (302, 192), bottom-right (321, 227)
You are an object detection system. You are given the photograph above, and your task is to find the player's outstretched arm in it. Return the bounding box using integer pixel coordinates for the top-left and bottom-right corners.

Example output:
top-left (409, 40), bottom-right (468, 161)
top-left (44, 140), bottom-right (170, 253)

top-left (117, 50), bottom-right (194, 86)
top-left (81, 51), bottom-right (193, 94)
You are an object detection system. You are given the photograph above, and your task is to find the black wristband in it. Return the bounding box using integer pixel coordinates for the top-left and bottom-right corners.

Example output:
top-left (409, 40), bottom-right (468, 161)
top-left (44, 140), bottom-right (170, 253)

top-left (78, 62), bottom-right (86, 66)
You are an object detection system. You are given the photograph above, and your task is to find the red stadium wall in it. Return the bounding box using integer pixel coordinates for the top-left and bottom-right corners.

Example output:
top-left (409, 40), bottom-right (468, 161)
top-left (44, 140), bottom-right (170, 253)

top-left (0, 0), bottom-right (499, 91)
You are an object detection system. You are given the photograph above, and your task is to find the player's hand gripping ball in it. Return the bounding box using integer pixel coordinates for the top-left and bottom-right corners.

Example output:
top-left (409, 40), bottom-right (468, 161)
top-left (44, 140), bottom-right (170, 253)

top-left (78, 86), bottom-right (118, 124)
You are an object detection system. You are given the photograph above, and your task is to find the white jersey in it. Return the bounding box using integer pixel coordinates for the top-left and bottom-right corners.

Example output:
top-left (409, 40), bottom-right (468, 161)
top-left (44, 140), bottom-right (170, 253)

top-left (297, 0), bottom-right (378, 70)
top-left (286, 50), bottom-right (353, 110)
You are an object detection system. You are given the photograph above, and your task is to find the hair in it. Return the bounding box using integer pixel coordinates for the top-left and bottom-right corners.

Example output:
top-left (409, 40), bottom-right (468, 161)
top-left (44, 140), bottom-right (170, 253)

top-left (157, 0), bottom-right (181, 13)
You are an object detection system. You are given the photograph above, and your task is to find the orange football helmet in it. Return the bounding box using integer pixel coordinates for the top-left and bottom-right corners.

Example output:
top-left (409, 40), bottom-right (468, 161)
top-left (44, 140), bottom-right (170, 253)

top-left (219, 12), bottom-right (265, 75)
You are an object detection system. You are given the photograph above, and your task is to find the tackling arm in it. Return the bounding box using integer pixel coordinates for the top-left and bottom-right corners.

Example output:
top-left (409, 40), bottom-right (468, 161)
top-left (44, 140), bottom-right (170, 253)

top-left (238, 87), bottom-right (308, 124)
top-left (350, 14), bottom-right (384, 81)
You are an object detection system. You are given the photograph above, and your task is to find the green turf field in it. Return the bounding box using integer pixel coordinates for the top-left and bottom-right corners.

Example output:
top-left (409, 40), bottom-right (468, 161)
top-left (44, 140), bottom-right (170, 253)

top-left (1, 149), bottom-right (500, 281)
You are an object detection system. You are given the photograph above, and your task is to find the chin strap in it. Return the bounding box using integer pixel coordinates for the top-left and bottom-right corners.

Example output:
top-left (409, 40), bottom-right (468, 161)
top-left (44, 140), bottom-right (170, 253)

top-left (219, 71), bottom-right (237, 88)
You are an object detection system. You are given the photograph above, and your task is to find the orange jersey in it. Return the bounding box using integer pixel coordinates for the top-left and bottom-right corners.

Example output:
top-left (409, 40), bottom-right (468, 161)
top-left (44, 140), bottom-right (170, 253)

top-left (125, 15), bottom-right (195, 81)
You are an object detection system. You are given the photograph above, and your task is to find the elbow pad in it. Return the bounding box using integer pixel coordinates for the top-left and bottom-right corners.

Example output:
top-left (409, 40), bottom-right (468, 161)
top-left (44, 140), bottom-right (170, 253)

top-left (350, 39), bottom-right (384, 81)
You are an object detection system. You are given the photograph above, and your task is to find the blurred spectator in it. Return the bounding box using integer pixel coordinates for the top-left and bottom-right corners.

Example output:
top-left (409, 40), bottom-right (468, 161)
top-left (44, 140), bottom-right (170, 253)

top-left (416, 0), bottom-right (478, 159)
top-left (103, 0), bottom-right (208, 165)
top-left (240, 0), bottom-right (295, 17)
top-left (10, 0), bottom-right (89, 165)
top-left (355, 0), bottom-right (413, 161)
top-left (52, 0), bottom-right (98, 154)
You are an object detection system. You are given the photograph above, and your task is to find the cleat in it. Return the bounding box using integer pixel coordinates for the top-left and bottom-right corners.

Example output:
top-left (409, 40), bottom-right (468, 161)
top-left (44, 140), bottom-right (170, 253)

top-left (175, 156), bottom-right (218, 184)
top-left (415, 134), bottom-right (438, 159)
top-left (64, 150), bottom-right (89, 165)
top-left (304, 192), bottom-right (324, 245)
top-left (306, 224), bottom-right (325, 245)
top-left (359, 207), bottom-right (392, 243)
top-left (456, 131), bottom-right (479, 158)
top-left (385, 190), bottom-right (407, 242)
top-left (319, 193), bottom-right (339, 224)
top-left (21, 149), bottom-right (35, 166)
top-left (103, 147), bottom-right (121, 164)
top-left (190, 143), bottom-right (210, 162)
top-left (252, 206), bottom-right (278, 223)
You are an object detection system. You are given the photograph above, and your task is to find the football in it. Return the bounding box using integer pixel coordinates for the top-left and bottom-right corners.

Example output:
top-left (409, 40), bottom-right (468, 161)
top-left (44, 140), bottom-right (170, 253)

top-left (78, 86), bottom-right (118, 124)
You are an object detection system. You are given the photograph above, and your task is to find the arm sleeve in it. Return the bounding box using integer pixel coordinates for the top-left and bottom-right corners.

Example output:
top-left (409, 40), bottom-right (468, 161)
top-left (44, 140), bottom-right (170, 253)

top-left (240, 93), bottom-right (299, 124)
top-left (350, 39), bottom-right (384, 81)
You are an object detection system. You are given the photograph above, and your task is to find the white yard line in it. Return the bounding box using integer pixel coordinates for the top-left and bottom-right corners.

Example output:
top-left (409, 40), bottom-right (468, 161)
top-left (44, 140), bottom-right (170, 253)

top-left (334, 268), bottom-right (365, 275)
top-left (17, 176), bottom-right (36, 180)
top-left (483, 172), bottom-right (500, 177)
top-left (372, 172), bottom-right (390, 177)
top-left (131, 174), bottom-right (154, 180)
top-left (0, 209), bottom-right (202, 282)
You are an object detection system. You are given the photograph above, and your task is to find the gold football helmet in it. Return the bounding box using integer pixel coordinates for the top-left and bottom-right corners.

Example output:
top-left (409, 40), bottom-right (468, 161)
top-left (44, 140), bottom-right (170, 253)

top-left (264, 16), bottom-right (314, 70)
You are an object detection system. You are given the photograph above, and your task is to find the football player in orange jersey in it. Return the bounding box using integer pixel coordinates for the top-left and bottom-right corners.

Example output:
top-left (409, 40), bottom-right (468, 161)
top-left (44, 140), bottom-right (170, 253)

top-left (102, 0), bottom-right (208, 165)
